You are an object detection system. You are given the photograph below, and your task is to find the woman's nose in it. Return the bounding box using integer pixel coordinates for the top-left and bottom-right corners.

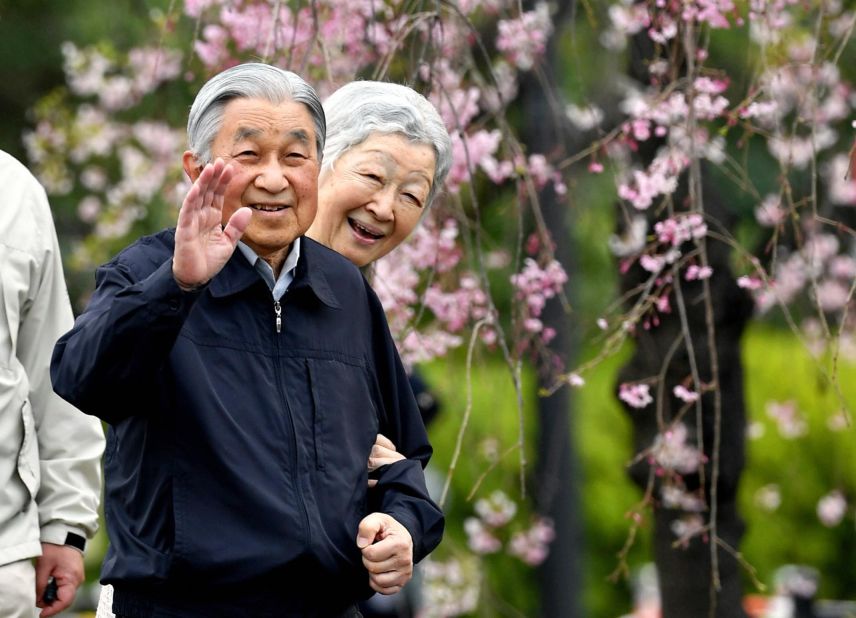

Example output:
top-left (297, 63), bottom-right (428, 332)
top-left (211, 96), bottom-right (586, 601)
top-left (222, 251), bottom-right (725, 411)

top-left (366, 189), bottom-right (395, 221)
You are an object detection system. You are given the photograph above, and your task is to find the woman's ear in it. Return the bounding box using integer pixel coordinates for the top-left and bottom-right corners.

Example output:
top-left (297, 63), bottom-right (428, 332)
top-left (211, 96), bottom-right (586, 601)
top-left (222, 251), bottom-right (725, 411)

top-left (182, 151), bottom-right (203, 182)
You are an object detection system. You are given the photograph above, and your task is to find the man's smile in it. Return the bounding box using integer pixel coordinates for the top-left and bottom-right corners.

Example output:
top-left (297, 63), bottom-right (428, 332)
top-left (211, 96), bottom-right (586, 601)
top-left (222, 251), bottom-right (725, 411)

top-left (249, 203), bottom-right (290, 212)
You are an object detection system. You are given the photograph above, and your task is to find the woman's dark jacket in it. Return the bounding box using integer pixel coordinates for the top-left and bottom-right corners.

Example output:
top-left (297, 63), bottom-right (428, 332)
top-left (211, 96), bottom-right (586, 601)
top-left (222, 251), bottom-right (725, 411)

top-left (50, 230), bottom-right (443, 617)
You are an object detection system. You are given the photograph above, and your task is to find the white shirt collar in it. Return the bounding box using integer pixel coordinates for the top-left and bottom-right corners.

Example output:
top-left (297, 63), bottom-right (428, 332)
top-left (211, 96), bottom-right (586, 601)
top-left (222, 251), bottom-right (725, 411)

top-left (237, 237), bottom-right (301, 301)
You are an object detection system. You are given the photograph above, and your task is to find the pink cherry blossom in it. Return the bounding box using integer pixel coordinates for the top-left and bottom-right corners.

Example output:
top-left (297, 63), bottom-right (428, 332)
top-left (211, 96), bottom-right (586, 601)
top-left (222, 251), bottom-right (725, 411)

top-left (765, 400), bottom-right (808, 439)
top-left (755, 194), bottom-right (788, 227)
top-left (565, 103), bottom-right (604, 130)
top-left (464, 517), bottom-right (502, 554)
top-left (685, 264), bottom-right (713, 281)
top-left (661, 486), bottom-right (705, 512)
top-left (652, 424), bottom-right (705, 474)
top-left (673, 385), bottom-right (700, 403)
top-left (508, 517), bottom-right (555, 566)
top-left (670, 513), bottom-right (706, 547)
top-left (814, 280), bottom-right (850, 312)
top-left (568, 373), bottom-right (585, 387)
top-left (754, 484), bottom-right (782, 512)
top-left (607, 2), bottom-right (650, 36)
top-left (816, 490), bottom-right (847, 527)
top-left (496, 3), bottom-right (553, 71)
top-left (619, 383), bottom-right (653, 409)
top-left (475, 490), bottom-right (518, 527)
top-left (737, 275), bottom-right (763, 290)
top-left (183, 0), bottom-right (219, 18)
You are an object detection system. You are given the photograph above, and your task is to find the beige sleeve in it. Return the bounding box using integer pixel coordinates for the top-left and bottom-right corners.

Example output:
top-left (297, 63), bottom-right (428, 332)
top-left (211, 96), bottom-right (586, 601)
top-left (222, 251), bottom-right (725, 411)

top-left (15, 175), bottom-right (105, 544)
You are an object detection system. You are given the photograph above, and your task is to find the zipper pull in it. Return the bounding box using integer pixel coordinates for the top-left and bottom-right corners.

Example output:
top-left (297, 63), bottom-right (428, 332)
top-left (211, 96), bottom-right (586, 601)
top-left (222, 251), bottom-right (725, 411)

top-left (274, 300), bottom-right (282, 333)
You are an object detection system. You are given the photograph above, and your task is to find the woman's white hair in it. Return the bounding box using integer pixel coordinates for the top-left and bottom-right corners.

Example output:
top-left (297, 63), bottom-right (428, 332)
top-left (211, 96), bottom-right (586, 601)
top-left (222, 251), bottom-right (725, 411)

top-left (322, 81), bottom-right (452, 208)
top-left (187, 62), bottom-right (326, 165)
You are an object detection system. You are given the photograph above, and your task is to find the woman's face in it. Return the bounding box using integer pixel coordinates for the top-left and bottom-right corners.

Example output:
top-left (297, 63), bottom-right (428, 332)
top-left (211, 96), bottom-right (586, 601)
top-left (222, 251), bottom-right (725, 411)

top-left (308, 133), bottom-right (436, 267)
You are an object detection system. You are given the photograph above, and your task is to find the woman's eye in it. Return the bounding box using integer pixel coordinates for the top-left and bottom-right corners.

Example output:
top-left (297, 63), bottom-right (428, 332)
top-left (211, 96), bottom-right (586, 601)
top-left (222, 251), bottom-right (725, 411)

top-left (403, 193), bottom-right (422, 207)
top-left (236, 150), bottom-right (257, 158)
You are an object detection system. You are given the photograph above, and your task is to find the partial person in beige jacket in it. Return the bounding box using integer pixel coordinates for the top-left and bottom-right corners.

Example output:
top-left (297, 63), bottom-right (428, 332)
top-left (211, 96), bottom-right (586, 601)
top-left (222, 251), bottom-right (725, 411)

top-left (0, 149), bottom-right (105, 617)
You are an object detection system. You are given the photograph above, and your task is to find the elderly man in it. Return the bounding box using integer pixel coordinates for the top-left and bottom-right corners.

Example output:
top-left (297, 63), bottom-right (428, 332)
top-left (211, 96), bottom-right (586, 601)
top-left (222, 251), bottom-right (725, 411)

top-left (51, 63), bottom-right (443, 618)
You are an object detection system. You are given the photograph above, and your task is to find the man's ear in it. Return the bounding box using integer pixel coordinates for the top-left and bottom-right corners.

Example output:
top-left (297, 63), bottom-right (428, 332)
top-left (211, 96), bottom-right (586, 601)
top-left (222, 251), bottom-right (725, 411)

top-left (182, 151), bottom-right (203, 182)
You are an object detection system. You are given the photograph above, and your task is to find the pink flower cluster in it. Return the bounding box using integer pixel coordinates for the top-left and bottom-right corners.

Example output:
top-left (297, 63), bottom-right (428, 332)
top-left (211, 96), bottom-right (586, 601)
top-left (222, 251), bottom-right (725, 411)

top-left (25, 44), bottom-right (186, 272)
top-left (681, 0), bottom-right (737, 29)
top-left (765, 400), bottom-right (808, 439)
top-left (651, 423), bottom-right (705, 475)
top-left (816, 490), bottom-right (848, 527)
top-left (661, 485), bottom-right (705, 512)
top-left (463, 490), bottom-right (556, 567)
top-left (510, 257), bottom-right (568, 342)
top-left (655, 214), bottom-right (708, 247)
top-left (373, 218), bottom-right (495, 365)
top-left (670, 513), bottom-right (707, 547)
top-left (740, 52), bottom-right (853, 171)
top-left (745, 229), bottom-right (856, 326)
top-left (496, 3), bottom-right (553, 71)
top-left (619, 382), bottom-right (653, 409)
top-left (446, 129), bottom-right (506, 192)
top-left (188, 0), bottom-right (409, 85)
top-left (617, 150), bottom-right (687, 211)
top-left (420, 556), bottom-right (481, 617)
top-left (508, 517), bottom-right (556, 566)
top-left (61, 42), bottom-right (182, 112)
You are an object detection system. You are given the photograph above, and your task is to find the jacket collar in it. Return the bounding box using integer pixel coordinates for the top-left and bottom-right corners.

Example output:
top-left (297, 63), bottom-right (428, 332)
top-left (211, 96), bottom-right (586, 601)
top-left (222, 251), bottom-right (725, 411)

top-left (208, 237), bottom-right (341, 309)
top-left (288, 237), bottom-right (342, 309)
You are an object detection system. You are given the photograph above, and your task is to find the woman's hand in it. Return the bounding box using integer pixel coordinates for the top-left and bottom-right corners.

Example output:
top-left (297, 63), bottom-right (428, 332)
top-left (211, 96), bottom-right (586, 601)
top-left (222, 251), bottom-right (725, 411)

top-left (367, 433), bottom-right (405, 488)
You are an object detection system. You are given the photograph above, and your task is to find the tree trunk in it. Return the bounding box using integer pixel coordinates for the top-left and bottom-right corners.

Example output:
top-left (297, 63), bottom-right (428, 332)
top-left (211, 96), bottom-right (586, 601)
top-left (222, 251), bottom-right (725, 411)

top-left (520, 1), bottom-right (585, 615)
top-left (616, 169), bottom-right (753, 618)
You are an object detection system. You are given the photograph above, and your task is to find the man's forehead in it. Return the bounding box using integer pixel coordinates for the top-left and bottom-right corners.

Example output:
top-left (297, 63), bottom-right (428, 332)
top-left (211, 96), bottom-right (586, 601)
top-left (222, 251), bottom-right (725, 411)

top-left (220, 97), bottom-right (314, 139)
top-left (231, 125), bottom-right (311, 144)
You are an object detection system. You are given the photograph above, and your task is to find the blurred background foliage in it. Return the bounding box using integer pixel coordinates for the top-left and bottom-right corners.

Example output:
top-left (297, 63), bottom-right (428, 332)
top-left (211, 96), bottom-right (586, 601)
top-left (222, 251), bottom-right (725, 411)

top-left (1, 1), bottom-right (854, 616)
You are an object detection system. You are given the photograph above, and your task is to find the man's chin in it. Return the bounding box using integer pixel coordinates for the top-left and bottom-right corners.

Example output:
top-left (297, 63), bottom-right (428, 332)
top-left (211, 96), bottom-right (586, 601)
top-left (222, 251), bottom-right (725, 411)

top-left (242, 233), bottom-right (296, 256)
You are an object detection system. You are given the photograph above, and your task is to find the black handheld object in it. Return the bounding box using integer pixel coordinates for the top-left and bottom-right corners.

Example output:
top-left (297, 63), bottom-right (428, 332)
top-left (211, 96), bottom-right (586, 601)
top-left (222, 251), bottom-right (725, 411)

top-left (43, 577), bottom-right (59, 604)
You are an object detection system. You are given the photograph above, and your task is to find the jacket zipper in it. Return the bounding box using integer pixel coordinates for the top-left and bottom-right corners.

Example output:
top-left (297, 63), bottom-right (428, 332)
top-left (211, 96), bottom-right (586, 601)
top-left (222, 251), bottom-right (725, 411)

top-left (273, 295), bottom-right (312, 547)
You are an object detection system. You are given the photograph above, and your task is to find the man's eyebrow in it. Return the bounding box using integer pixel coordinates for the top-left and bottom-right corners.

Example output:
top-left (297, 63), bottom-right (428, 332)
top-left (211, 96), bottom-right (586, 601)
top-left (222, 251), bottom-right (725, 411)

top-left (288, 129), bottom-right (310, 144)
top-left (232, 127), bottom-right (262, 143)
top-left (231, 127), bottom-right (310, 144)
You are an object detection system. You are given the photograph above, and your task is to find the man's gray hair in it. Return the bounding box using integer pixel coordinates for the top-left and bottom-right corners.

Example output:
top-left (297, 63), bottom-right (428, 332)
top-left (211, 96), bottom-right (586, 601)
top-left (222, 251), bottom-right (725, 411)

top-left (322, 81), bottom-right (452, 208)
top-left (187, 62), bottom-right (326, 164)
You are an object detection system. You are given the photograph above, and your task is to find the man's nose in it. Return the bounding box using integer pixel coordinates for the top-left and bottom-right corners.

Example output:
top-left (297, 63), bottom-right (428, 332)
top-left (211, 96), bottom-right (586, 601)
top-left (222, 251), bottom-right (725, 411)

top-left (254, 157), bottom-right (289, 192)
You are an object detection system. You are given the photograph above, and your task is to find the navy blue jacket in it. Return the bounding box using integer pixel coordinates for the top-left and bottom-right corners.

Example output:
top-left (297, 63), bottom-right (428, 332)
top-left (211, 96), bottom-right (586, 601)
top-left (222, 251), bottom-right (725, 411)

top-left (51, 231), bottom-right (443, 617)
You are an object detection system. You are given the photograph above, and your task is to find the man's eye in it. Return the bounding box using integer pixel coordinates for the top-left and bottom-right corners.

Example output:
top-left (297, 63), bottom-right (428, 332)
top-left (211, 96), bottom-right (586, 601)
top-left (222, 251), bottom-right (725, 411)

top-left (363, 173), bottom-right (382, 183)
top-left (236, 150), bottom-right (257, 158)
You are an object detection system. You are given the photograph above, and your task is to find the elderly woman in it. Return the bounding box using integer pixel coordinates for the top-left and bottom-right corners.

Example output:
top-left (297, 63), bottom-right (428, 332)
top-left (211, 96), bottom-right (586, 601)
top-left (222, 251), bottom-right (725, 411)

top-left (310, 79), bottom-right (452, 618)
top-left (308, 80), bottom-right (451, 266)
top-left (307, 80), bottom-right (452, 475)
top-left (98, 81), bottom-right (450, 617)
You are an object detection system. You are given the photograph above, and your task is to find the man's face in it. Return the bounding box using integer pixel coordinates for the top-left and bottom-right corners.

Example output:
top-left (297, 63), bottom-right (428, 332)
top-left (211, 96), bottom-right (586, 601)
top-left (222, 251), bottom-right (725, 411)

top-left (186, 97), bottom-right (320, 262)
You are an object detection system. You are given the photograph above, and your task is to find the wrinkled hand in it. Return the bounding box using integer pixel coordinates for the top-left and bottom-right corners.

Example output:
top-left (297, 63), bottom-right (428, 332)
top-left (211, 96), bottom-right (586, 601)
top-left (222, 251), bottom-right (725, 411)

top-left (173, 158), bottom-right (251, 290)
top-left (35, 543), bottom-right (84, 617)
top-left (367, 434), bottom-right (406, 488)
top-left (356, 513), bottom-right (413, 595)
